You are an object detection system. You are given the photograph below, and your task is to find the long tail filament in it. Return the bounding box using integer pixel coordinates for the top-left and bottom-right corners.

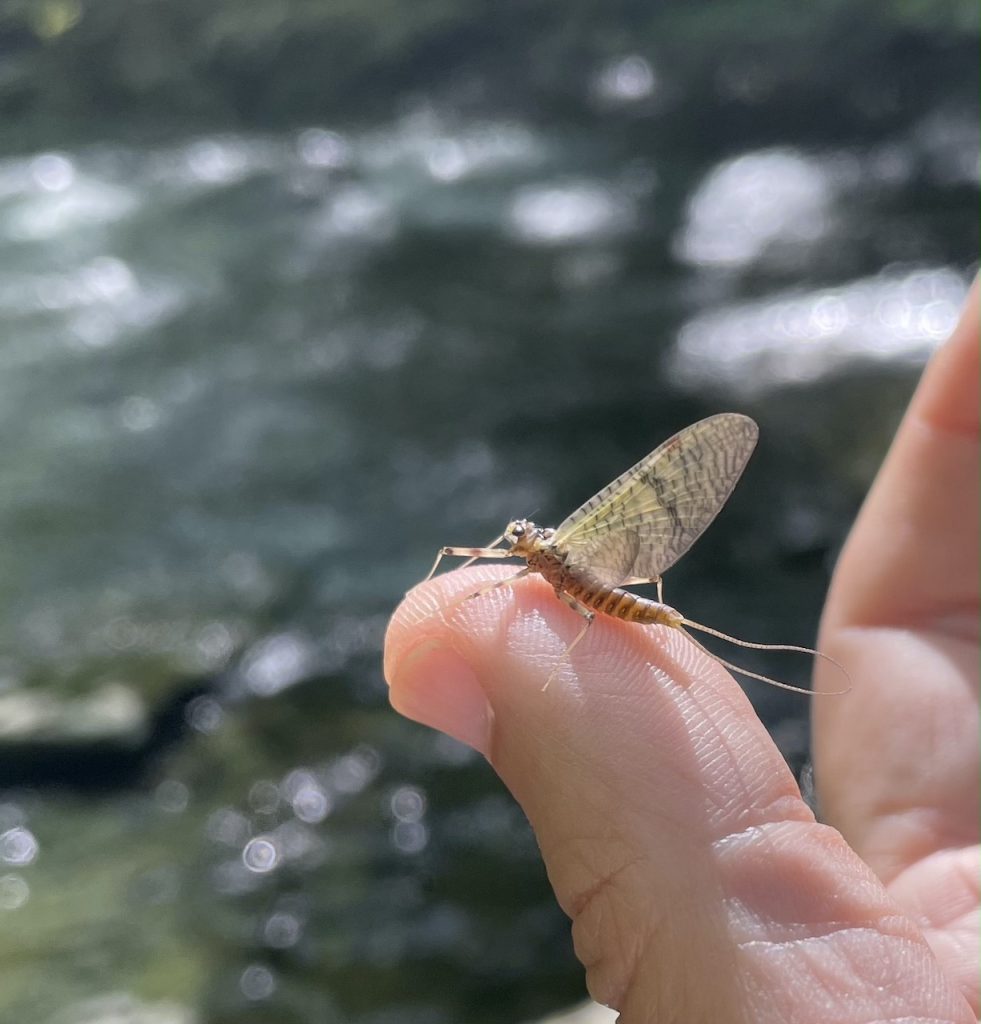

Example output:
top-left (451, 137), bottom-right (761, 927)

top-left (679, 617), bottom-right (851, 696)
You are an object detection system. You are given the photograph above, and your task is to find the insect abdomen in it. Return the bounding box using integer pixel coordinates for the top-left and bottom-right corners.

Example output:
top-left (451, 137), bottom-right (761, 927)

top-left (567, 580), bottom-right (681, 627)
top-left (629, 595), bottom-right (684, 627)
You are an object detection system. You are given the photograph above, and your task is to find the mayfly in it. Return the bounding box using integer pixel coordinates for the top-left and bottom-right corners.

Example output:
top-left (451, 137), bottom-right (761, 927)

top-left (425, 413), bottom-right (847, 694)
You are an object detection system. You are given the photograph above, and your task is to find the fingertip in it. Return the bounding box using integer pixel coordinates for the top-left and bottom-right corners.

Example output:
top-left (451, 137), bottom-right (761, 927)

top-left (912, 275), bottom-right (979, 437)
top-left (383, 564), bottom-right (521, 686)
top-left (384, 566), bottom-right (532, 754)
top-left (388, 639), bottom-right (494, 755)
top-left (383, 568), bottom-right (787, 816)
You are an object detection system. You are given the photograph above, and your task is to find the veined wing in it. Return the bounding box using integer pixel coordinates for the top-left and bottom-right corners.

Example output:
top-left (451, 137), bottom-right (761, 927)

top-left (551, 413), bottom-right (759, 587)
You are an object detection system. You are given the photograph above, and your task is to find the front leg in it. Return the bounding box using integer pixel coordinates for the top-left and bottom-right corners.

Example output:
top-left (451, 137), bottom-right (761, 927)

top-left (424, 540), bottom-right (510, 582)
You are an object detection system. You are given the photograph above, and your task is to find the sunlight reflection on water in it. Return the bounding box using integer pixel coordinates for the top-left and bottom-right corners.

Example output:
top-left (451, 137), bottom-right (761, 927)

top-left (507, 181), bottom-right (633, 245)
top-left (592, 55), bottom-right (657, 105)
top-left (0, 95), bottom-right (974, 1024)
top-left (669, 267), bottom-right (969, 396)
top-left (676, 149), bottom-right (834, 269)
top-left (0, 874), bottom-right (29, 910)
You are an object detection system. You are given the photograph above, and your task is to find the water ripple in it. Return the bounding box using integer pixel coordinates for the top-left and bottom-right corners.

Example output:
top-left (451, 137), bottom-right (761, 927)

top-left (668, 267), bottom-right (969, 396)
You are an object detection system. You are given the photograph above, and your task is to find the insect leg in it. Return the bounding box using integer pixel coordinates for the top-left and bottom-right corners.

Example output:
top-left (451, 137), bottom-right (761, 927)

top-left (424, 533), bottom-right (508, 581)
top-left (441, 569), bottom-right (530, 614)
top-left (456, 532), bottom-right (509, 573)
top-left (622, 575), bottom-right (665, 603)
top-left (464, 568), bottom-right (529, 603)
top-left (544, 592), bottom-right (595, 691)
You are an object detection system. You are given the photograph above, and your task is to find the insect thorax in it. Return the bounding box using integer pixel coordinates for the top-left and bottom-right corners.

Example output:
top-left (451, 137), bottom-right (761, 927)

top-left (525, 541), bottom-right (571, 589)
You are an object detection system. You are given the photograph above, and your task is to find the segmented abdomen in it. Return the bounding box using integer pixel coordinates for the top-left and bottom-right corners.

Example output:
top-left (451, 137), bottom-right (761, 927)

top-left (564, 577), bottom-right (679, 626)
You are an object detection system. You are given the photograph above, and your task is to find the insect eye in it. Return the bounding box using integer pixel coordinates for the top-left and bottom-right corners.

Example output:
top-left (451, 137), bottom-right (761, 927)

top-left (511, 524), bottom-right (525, 537)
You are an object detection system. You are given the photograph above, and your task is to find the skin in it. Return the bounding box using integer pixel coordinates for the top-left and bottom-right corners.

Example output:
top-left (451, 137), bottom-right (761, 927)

top-left (384, 282), bottom-right (979, 1023)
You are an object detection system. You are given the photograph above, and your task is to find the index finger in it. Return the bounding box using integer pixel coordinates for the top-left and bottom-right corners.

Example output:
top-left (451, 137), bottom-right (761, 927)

top-left (385, 568), bottom-right (971, 1021)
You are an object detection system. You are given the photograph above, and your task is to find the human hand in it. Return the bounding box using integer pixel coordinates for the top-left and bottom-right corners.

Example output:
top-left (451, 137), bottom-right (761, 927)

top-left (813, 278), bottom-right (979, 1018)
top-left (384, 284), bottom-right (978, 1022)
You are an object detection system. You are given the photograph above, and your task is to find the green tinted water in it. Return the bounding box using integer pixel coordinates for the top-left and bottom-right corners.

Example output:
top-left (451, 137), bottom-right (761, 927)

top-left (0, 9), bottom-right (976, 1022)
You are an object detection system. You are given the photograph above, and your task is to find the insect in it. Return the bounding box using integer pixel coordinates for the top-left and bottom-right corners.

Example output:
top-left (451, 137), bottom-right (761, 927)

top-left (425, 413), bottom-right (847, 693)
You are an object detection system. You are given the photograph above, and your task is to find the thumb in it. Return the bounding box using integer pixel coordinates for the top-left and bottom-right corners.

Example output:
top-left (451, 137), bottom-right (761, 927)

top-left (385, 566), bottom-right (974, 1023)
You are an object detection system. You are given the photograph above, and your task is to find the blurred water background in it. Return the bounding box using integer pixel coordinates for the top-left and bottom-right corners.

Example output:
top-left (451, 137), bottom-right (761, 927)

top-left (0, 2), bottom-right (977, 1022)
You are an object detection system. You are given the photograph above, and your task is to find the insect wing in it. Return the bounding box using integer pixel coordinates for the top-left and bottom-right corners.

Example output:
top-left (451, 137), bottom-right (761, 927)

top-left (551, 413), bottom-right (759, 587)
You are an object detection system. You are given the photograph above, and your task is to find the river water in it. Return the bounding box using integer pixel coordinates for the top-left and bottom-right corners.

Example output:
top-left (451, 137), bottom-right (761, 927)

top-left (0, 33), bottom-right (976, 1024)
